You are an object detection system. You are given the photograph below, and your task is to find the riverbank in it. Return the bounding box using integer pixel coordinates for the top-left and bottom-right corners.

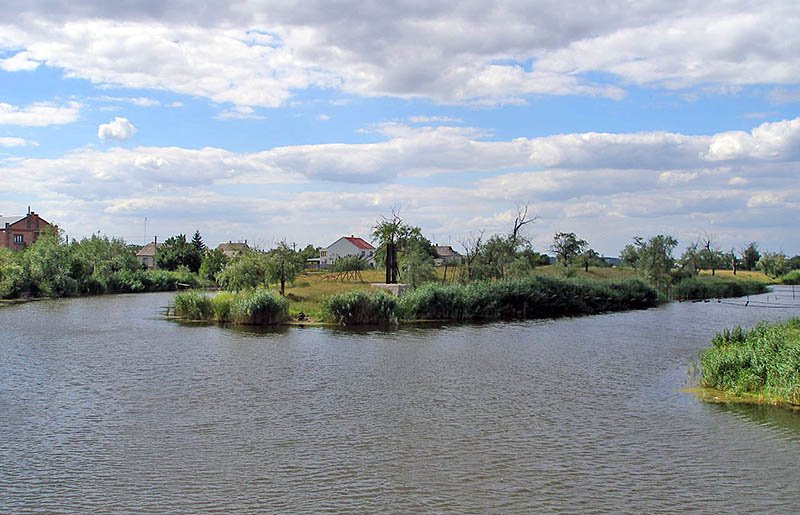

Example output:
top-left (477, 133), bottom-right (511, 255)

top-left (695, 318), bottom-right (800, 407)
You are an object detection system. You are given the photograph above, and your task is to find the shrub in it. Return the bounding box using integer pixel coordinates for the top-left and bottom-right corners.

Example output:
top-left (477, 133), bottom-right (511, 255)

top-left (781, 270), bottom-right (800, 285)
top-left (323, 290), bottom-right (399, 326)
top-left (672, 278), bottom-right (767, 300)
top-left (211, 291), bottom-right (235, 322)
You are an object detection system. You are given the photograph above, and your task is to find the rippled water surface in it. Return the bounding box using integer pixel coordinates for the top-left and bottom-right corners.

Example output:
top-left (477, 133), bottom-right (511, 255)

top-left (2, 288), bottom-right (800, 513)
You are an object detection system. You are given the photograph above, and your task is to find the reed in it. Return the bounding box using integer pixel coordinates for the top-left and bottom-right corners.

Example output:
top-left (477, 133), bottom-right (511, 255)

top-left (323, 290), bottom-right (399, 326)
top-left (671, 277), bottom-right (767, 300)
top-left (172, 288), bottom-right (288, 325)
top-left (699, 318), bottom-right (800, 404)
top-left (173, 290), bottom-right (214, 320)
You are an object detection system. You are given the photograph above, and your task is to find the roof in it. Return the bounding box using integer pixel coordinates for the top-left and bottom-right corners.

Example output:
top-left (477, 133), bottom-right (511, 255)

top-left (341, 236), bottom-right (375, 250)
top-left (0, 215), bottom-right (23, 227)
top-left (217, 241), bottom-right (250, 257)
top-left (434, 245), bottom-right (461, 258)
top-left (136, 242), bottom-right (161, 257)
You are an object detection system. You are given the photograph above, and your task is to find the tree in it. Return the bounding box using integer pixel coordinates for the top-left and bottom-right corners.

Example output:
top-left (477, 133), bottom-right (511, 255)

top-left (550, 232), bottom-right (588, 268)
top-left (156, 234), bottom-right (202, 273)
top-left (191, 230), bottom-right (206, 253)
top-left (21, 227), bottom-right (77, 297)
top-left (623, 235), bottom-right (678, 291)
top-left (0, 248), bottom-right (27, 298)
top-left (264, 241), bottom-right (305, 296)
top-left (216, 251), bottom-right (268, 291)
top-left (580, 248), bottom-right (604, 272)
top-left (372, 212), bottom-right (436, 285)
top-left (740, 242), bottom-right (760, 271)
top-left (757, 251), bottom-right (789, 278)
top-left (373, 211), bottom-right (406, 284)
top-left (698, 235), bottom-right (724, 276)
top-left (199, 248), bottom-right (227, 282)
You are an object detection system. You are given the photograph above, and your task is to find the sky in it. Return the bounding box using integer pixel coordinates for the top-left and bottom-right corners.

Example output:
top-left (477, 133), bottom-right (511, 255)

top-left (1, 1), bottom-right (798, 256)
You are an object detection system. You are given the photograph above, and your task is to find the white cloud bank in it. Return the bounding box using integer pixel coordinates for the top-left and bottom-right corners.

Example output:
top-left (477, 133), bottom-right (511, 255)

top-left (97, 117), bottom-right (137, 142)
top-left (0, 101), bottom-right (80, 126)
top-left (1, 2), bottom-right (799, 107)
top-left (1, 116), bottom-right (798, 253)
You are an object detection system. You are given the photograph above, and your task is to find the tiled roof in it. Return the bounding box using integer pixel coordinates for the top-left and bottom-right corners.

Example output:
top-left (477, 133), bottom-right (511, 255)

top-left (434, 245), bottom-right (461, 258)
top-left (343, 236), bottom-right (375, 250)
top-left (0, 215), bottom-right (23, 227)
top-left (136, 242), bottom-right (161, 257)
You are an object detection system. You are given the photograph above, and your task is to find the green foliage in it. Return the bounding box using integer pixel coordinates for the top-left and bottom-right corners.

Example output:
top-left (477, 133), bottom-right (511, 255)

top-left (199, 248), bottom-right (227, 282)
top-left (671, 277), bottom-right (767, 300)
top-left (191, 230), bottom-right (206, 253)
top-left (22, 228), bottom-right (78, 297)
top-left (372, 212), bottom-right (435, 284)
top-left (264, 242), bottom-right (305, 295)
top-left (620, 234), bottom-right (678, 292)
top-left (171, 288), bottom-right (288, 325)
top-left (399, 244), bottom-right (437, 288)
top-left (229, 288), bottom-right (289, 325)
top-left (0, 248), bottom-right (27, 298)
top-left (173, 290), bottom-right (214, 320)
top-left (399, 277), bottom-right (659, 322)
top-left (740, 242), bottom-right (760, 271)
top-left (323, 290), bottom-right (399, 326)
top-left (216, 251), bottom-right (268, 291)
top-left (758, 251), bottom-right (789, 278)
top-left (700, 319), bottom-right (800, 403)
top-left (333, 254), bottom-right (368, 272)
top-left (550, 232), bottom-right (588, 268)
top-left (780, 270), bottom-right (800, 285)
top-left (156, 234), bottom-right (202, 273)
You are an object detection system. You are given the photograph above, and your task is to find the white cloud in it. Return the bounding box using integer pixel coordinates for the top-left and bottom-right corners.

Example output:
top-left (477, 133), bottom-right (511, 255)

top-left (0, 51), bottom-right (39, 71)
top-left (0, 101), bottom-right (80, 126)
top-left (0, 136), bottom-right (37, 147)
top-left (703, 117), bottom-right (800, 161)
top-left (2, 2), bottom-right (797, 107)
top-left (97, 117), bottom-right (137, 141)
top-left (215, 106), bottom-right (266, 120)
top-left (317, 114), bottom-right (330, 121)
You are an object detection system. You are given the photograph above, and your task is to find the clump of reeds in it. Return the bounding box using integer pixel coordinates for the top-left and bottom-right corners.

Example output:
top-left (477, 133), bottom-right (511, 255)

top-left (672, 277), bottom-right (767, 301)
top-left (398, 277), bottom-right (659, 322)
top-left (172, 288), bottom-right (288, 325)
top-left (323, 290), bottom-right (398, 326)
top-left (173, 290), bottom-right (214, 320)
top-left (700, 318), bottom-right (800, 404)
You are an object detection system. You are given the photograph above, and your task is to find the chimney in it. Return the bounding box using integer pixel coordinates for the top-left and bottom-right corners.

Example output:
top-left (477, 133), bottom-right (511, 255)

top-left (27, 206), bottom-right (31, 215)
top-left (154, 236), bottom-right (158, 245)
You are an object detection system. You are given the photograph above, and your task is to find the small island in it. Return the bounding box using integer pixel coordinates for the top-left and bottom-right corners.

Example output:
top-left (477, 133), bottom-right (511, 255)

top-left (694, 318), bottom-right (800, 408)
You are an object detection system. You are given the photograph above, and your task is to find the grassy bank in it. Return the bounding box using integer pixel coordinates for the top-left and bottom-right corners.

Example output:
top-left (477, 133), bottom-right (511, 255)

top-left (671, 276), bottom-right (768, 301)
top-left (698, 318), bottom-right (800, 406)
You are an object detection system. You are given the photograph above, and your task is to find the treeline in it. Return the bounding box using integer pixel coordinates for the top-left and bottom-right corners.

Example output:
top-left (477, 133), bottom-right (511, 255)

top-left (0, 229), bottom-right (201, 299)
top-left (323, 276), bottom-right (660, 326)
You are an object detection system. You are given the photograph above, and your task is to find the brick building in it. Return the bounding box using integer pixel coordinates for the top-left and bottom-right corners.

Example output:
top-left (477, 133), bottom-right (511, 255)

top-left (0, 209), bottom-right (52, 251)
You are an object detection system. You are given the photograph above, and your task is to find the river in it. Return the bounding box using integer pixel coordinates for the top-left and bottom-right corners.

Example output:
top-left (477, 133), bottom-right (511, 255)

top-left (2, 287), bottom-right (800, 513)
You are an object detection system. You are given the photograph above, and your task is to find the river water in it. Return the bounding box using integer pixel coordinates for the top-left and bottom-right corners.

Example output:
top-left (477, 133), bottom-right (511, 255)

top-left (2, 287), bottom-right (800, 513)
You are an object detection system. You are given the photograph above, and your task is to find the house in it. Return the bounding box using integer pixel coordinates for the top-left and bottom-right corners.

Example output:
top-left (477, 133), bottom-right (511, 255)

top-left (0, 209), bottom-right (52, 251)
top-left (217, 241), bottom-right (249, 259)
top-left (433, 245), bottom-right (462, 266)
top-left (136, 238), bottom-right (162, 269)
top-left (319, 235), bottom-right (376, 268)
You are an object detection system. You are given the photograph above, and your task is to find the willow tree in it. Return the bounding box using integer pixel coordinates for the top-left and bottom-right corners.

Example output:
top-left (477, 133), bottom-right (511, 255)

top-left (372, 212), bottom-right (407, 284)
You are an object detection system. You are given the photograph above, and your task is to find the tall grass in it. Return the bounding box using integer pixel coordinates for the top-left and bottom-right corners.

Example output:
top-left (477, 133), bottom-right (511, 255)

top-left (323, 290), bottom-right (399, 326)
top-left (700, 318), bottom-right (800, 404)
top-left (781, 270), bottom-right (800, 285)
top-left (672, 277), bottom-right (767, 301)
top-left (399, 277), bottom-right (659, 322)
top-left (172, 288), bottom-right (288, 325)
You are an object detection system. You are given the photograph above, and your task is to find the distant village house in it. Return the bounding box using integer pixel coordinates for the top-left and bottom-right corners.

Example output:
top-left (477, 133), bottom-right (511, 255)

top-left (217, 241), bottom-right (250, 259)
top-left (319, 236), bottom-right (376, 268)
top-left (433, 245), bottom-right (462, 266)
top-left (0, 209), bottom-right (52, 251)
top-left (136, 238), bottom-right (162, 270)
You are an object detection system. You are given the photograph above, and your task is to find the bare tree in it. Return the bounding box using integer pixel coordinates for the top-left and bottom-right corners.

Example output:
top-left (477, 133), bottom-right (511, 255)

top-left (509, 203), bottom-right (537, 251)
top-left (458, 230), bottom-right (485, 282)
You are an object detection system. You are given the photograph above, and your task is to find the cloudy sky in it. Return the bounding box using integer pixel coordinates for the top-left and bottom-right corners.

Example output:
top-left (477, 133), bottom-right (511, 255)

top-left (1, 1), bottom-right (798, 255)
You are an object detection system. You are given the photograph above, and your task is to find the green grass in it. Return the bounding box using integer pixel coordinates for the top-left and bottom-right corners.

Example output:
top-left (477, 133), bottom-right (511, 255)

top-left (699, 318), bottom-right (800, 405)
top-left (671, 277), bottom-right (768, 300)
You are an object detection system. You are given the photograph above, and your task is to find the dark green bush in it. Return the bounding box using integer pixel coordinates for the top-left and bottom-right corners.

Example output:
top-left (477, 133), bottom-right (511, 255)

top-left (672, 278), bottom-right (767, 300)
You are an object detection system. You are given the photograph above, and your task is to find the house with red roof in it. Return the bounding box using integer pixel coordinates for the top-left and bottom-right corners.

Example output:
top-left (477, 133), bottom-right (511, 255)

top-left (319, 235), bottom-right (376, 268)
top-left (0, 209), bottom-right (52, 251)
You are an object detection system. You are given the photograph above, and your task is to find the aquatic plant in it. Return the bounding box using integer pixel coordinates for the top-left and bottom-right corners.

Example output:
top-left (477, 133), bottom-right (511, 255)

top-left (323, 290), bottom-right (399, 326)
top-left (173, 290), bottom-right (214, 320)
top-left (700, 318), bottom-right (800, 404)
top-left (671, 277), bottom-right (767, 300)
top-left (230, 288), bottom-right (289, 325)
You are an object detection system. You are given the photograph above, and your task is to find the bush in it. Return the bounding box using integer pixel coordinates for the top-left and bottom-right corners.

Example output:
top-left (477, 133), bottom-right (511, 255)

top-left (781, 270), bottom-right (800, 285)
top-left (700, 319), bottom-right (800, 403)
top-left (323, 290), bottom-right (399, 326)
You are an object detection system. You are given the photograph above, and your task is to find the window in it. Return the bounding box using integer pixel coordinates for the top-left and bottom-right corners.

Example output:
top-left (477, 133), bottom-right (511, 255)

top-left (321, 250), bottom-right (327, 257)
top-left (13, 234), bottom-right (23, 244)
